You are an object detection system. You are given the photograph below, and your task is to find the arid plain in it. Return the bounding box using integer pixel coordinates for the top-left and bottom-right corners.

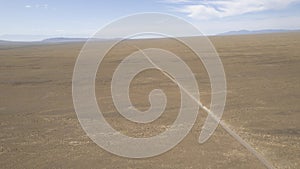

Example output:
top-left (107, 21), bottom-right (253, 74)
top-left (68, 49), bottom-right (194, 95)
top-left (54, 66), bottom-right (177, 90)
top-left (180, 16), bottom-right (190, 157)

top-left (0, 33), bottom-right (299, 168)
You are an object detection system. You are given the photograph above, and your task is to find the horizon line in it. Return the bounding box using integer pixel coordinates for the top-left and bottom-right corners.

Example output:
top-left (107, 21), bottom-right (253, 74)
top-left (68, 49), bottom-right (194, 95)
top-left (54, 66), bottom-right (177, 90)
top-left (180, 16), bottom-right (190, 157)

top-left (1, 29), bottom-right (300, 42)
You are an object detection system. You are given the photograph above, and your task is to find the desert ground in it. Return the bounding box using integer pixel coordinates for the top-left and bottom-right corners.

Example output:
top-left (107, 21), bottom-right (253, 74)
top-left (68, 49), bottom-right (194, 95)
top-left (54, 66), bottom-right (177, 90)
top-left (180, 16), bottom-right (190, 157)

top-left (0, 32), bottom-right (299, 168)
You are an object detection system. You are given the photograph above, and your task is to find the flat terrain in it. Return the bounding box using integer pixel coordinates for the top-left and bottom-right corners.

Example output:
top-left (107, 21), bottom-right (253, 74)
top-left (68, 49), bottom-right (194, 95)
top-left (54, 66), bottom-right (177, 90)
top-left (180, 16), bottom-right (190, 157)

top-left (0, 33), bottom-right (299, 168)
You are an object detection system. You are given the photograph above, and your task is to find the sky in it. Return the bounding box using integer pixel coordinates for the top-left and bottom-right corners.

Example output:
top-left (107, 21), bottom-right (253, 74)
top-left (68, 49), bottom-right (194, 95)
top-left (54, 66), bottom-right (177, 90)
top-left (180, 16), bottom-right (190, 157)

top-left (1, 0), bottom-right (300, 41)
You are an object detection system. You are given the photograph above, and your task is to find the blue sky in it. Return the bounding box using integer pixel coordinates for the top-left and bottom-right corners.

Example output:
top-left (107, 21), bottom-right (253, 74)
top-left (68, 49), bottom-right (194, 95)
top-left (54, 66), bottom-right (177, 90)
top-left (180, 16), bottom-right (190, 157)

top-left (1, 0), bottom-right (300, 41)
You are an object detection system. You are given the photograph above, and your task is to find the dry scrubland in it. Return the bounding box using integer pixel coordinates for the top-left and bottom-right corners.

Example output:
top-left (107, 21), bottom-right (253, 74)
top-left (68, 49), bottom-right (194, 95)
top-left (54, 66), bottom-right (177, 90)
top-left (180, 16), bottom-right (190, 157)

top-left (0, 33), bottom-right (299, 168)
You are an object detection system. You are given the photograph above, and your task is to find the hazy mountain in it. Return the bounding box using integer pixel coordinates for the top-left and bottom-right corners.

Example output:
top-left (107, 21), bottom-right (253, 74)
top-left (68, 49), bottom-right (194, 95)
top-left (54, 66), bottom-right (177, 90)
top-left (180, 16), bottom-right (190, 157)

top-left (41, 37), bottom-right (123, 43)
top-left (0, 37), bottom-right (161, 44)
top-left (42, 37), bottom-right (89, 43)
top-left (218, 29), bottom-right (300, 36)
top-left (0, 34), bottom-right (91, 42)
top-left (2, 29), bottom-right (300, 43)
top-left (0, 34), bottom-right (57, 42)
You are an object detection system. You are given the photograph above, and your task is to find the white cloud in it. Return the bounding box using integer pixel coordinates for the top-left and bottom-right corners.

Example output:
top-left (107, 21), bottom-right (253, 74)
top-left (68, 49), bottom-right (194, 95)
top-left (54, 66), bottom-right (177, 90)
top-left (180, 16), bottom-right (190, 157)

top-left (163, 0), bottom-right (191, 3)
top-left (35, 4), bottom-right (48, 9)
top-left (193, 15), bottom-right (300, 35)
top-left (167, 0), bottom-right (300, 19)
top-left (55, 29), bottom-right (65, 33)
top-left (25, 4), bottom-right (48, 9)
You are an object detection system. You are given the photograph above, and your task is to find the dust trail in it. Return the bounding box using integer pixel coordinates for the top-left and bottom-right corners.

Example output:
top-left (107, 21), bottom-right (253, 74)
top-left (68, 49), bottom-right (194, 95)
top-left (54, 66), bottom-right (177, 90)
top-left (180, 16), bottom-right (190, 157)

top-left (133, 45), bottom-right (274, 169)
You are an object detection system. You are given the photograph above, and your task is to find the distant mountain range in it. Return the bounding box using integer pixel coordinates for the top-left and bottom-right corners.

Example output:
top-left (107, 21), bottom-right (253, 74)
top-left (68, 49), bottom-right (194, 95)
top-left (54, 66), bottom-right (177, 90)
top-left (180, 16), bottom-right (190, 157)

top-left (42, 37), bottom-right (89, 42)
top-left (0, 37), bottom-right (115, 44)
top-left (0, 34), bottom-right (90, 42)
top-left (218, 29), bottom-right (300, 36)
top-left (42, 37), bottom-right (122, 43)
top-left (1, 29), bottom-right (300, 42)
